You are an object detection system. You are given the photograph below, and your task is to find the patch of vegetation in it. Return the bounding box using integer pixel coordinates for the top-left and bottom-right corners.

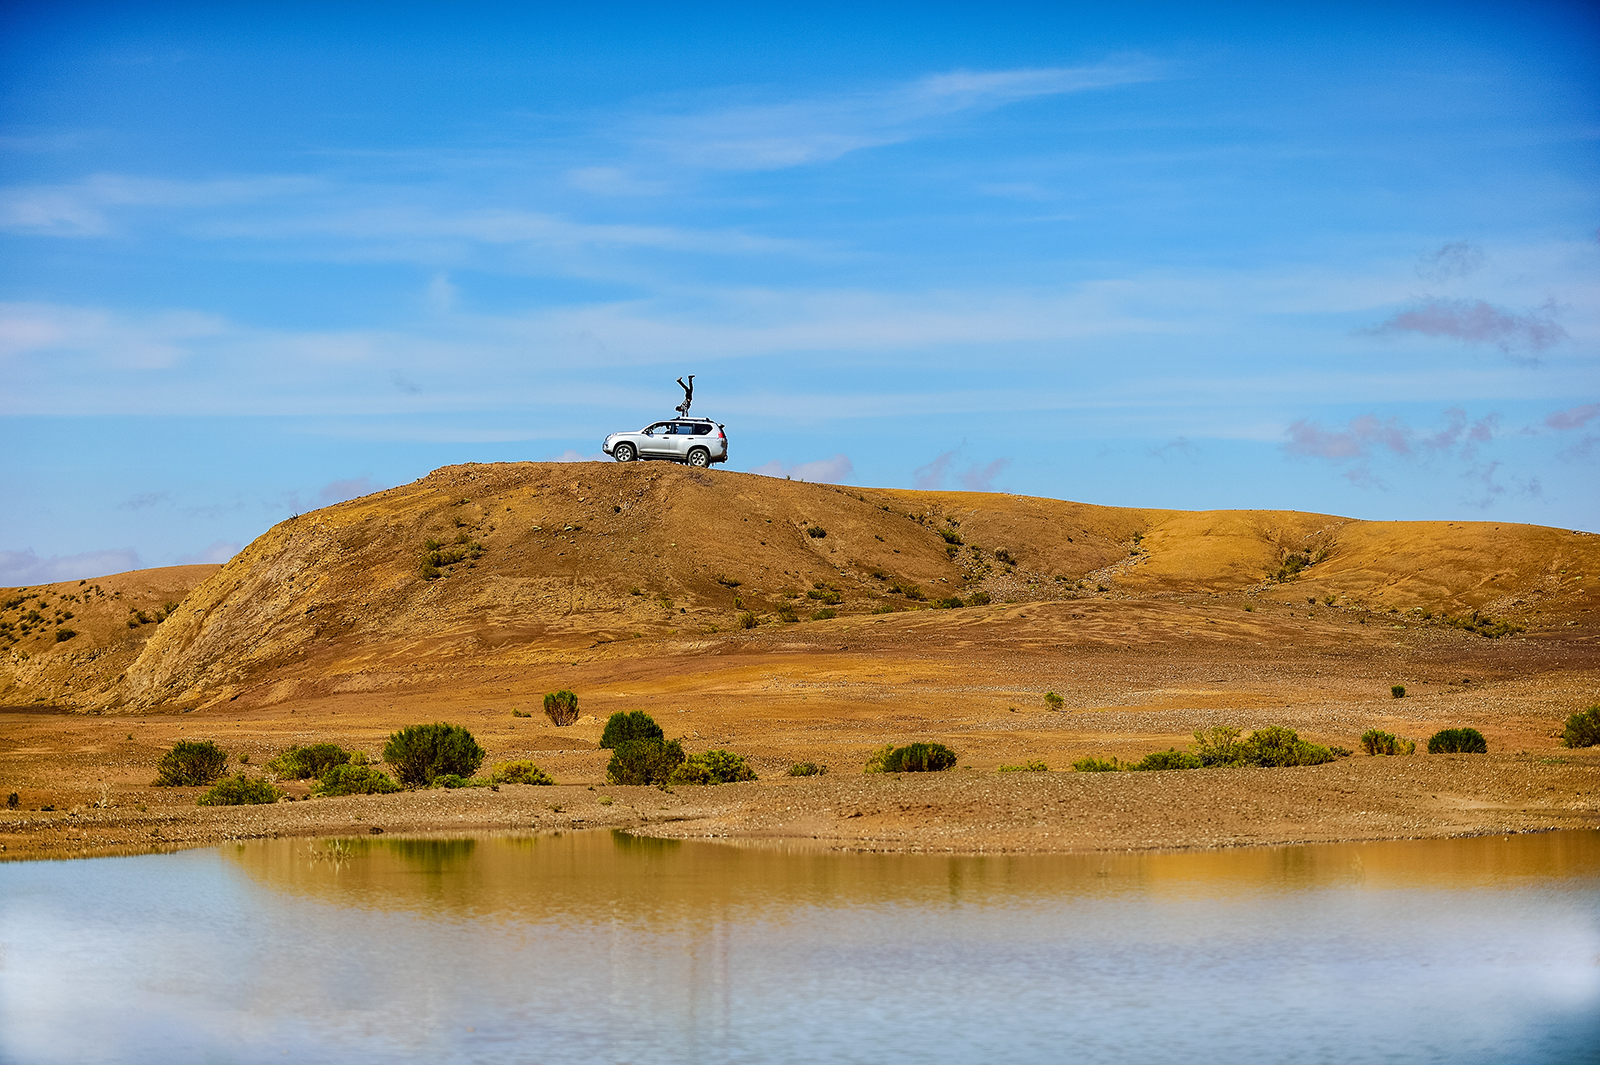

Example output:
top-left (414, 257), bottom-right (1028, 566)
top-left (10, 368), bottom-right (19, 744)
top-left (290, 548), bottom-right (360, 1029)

top-left (314, 764), bottom-right (402, 796)
top-left (1391, 685), bottom-right (1406, 699)
top-left (1562, 705), bottom-right (1600, 749)
top-left (810, 607), bottom-right (837, 620)
top-left (806, 526), bottom-right (827, 538)
top-left (544, 689), bottom-right (580, 726)
top-left (511, 709), bottom-right (531, 718)
top-left (1428, 727), bottom-right (1488, 754)
top-left (777, 604), bottom-right (799, 622)
top-left (54, 628), bottom-right (77, 642)
top-left (1360, 729), bottom-right (1415, 756)
top-left (939, 528), bottom-right (963, 545)
top-left (967, 590), bottom-right (992, 606)
top-left (1444, 611), bottom-right (1523, 638)
top-left (1190, 725), bottom-right (1335, 767)
top-left (862, 744), bottom-right (895, 773)
top-left (807, 583), bottom-right (842, 604)
top-left (489, 760), bottom-right (555, 786)
top-left (606, 738), bottom-right (686, 786)
top-left (1072, 756), bottom-right (1122, 772)
top-left (196, 773), bottom-right (282, 806)
top-left (738, 610), bottom-right (758, 629)
top-left (669, 749), bottom-right (758, 785)
top-left (600, 710), bottom-right (664, 749)
top-left (267, 743), bottom-right (353, 780)
top-left (878, 742), bottom-right (958, 773)
top-left (994, 548), bottom-right (1015, 565)
top-left (788, 761), bottom-right (826, 776)
top-left (154, 740), bottom-right (229, 787)
top-left (714, 575), bottom-right (742, 588)
top-left (383, 723), bottom-right (485, 787)
top-left (934, 597), bottom-right (965, 609)
top-left (419, 533), bottom-right (485, 580)
top-left (1129, 749), bottom-right (1203, 771)
top-left (873, 604), bottom-right (896, 614)
top-left (998, 760), bottom-right (1049, 772)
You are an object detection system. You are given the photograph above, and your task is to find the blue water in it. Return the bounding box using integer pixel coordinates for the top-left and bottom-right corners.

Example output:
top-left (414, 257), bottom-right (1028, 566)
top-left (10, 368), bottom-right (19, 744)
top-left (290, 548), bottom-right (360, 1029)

top-left (2, 831), bottom-right (1597, 1064)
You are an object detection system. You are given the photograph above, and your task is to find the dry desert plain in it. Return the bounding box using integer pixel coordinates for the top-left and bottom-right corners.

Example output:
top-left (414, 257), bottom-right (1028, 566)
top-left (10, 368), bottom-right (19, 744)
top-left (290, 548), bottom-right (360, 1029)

top-left (2, 461), bottom-right (1597, 860)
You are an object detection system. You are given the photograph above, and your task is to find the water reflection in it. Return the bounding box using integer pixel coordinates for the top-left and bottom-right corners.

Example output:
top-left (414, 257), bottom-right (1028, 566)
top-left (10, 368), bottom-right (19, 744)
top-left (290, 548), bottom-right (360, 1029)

top-left (1, 830), bottom-right (1596, 1065)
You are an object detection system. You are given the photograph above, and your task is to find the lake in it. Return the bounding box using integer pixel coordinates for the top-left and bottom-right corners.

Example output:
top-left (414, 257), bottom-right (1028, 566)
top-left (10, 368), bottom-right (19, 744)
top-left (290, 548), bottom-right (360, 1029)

top-left (2, 830), bottom-right (1597, 1064)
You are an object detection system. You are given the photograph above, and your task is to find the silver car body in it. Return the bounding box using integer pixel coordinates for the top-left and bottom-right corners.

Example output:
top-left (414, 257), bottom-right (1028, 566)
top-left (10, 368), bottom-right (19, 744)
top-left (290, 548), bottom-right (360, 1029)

top-left (602, 418), bottom-right (729, 467)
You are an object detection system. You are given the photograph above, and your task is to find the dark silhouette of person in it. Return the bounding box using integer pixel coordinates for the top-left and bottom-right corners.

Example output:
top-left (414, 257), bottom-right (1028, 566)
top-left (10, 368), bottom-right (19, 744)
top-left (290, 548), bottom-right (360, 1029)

top-left (675, 375), bottom-right (695, 417)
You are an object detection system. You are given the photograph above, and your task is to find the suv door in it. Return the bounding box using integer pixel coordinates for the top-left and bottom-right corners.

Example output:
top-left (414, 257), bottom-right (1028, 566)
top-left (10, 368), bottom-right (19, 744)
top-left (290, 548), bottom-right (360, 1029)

top-left (638, 422), bottom-right (673, 458)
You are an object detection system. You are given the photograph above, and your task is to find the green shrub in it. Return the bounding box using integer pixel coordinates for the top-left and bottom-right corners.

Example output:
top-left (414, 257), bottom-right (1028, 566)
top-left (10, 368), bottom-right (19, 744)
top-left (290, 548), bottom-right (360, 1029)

top-left (54, 628), bottom-right (76, 642)
top-left (880, 742), bottom-right (958, 773)
top-left (738, 611), bottom-right (758, 630)
top-left (1428, 727), bottom-right (1488, 754)
top-left (1191, 726), bottom-right (1244, 767)
top-left (1238, 725), bottom-right (1335, 767)
top-left (933, 597), bottom-right (965, 609)
top-left (154, 740), bottom-right (229, 787)
top-left (1072, 756), bottom-right (1122, 772)
top-left (544, 689), bottom-right (580, 726)
top-left (998, 760), bottom-right (1049, 772)
top-left (788, 761), bottom-right (826, 776)
top-left (606, 738), bottom-right (686, 785)
top-left (489, 760), bottom-right (556, 785)
top-left (1360, 729), bottom-right (1415, 756)
top-left (382, 723), bottom-right (485, 787)
top-left (314, 764), bottom-right (401, 796)
top-left (806, 526), bottom-right (827, 538)
top-left (939, 528), bottom-right (963, 545)
top-left (811, 607), bottom-right (837, 620)
top-left (196, 773), bottom-right (282, 806)
top-left (1562, 705), bottom-right (1600, 748)
top-left (1043, 691), bottom-right (1065, 711)
top-left (777, 604), bottom-right (799, 622)
top-left (267, 743), bottom-right (352, 780)
top-left (1391, 685), bottom-right (1406, 699)
top-left (1129, 749), bottom-right (1203, 771)
top-left (432, 774), bottom-right (470, 788)
top-left (966, 590), bottom-right (992, 606)
top-left (669, 749), bottom-right (757, 785)
top-left (600, 710), bottom-right (664, 749)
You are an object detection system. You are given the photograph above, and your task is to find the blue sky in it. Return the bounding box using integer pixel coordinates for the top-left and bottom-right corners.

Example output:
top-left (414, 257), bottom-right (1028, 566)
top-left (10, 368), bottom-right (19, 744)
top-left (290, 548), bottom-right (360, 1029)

top-left (2, 2), bottom-right (1597, 583)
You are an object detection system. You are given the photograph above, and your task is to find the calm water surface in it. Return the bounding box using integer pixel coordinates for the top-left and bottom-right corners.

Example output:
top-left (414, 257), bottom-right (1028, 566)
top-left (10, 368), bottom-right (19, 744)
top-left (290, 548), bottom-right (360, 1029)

top-left (2, 830), bottom-right (1597, 1064)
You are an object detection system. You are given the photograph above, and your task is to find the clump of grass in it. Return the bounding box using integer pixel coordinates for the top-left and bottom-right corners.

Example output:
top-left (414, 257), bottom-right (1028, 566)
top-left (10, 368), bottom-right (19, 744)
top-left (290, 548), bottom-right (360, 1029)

top-left (669, 749), bottom-right (757, 785)
top-left (1043, 691), bottom-right (1065, 710)
top-left (383, 723), bottom-right (485, 787)
top-left (788, 761), bottom-right (826, 776)
top-left (934, 597), bottom-right (965, 609)
top-left (1360, 729), bottom-right (1416, 756)
top-left (1428, 727), bottom-right (1488, 754)
top-left (810, 607), bottom-right (837, 620)
top-left (488, 760), bottom-right (555, 786)
top-left (267, 743), bottom-right (352, 780)
top-left (1072, 756), bottom-right (1122, 773)
top-left (196, 774), bottom-right (282, 806)
top-left (807, 583), bottom-right (842, 604)
top-left (511, 709), bottom-right (531, 718)
top-left (1444, 611), bottom-right (1523, 639)
top-left (777, 604), bottom-right (799, 623)
top-left (967, 590), bottom-right (992, 606)
top-left (998, 760), bottom-right (1048, 772)
top-left (939, 528), bottom-right (963, 545)
top-left (543, 689), bottom-right (580, 726)
top-left (738, 610), bottom-right (758, 629)
top-left (862, 744), bottom-right (896, 773)
top-left (1391, 684), bottom-right (1406, 699)
top-left (600, 710), bottom-right (664, 749)
top-left (1190, 725), bottom-right (1334, 767)
top-left (314, 764), bottom-right (402, 796)
top-left (1128, 749), bottom-right (1203, 771)
top-left (154, 740), bottom-right (229, 787)
top-left (877, 742), bottom-right (957, 773)
top-left (873, 604), bottom-right (896, 614)
top-left (1562, 705), bottom-right (1600, 748)
top-left (54, 628), bottom-right (77, 642)
top-left (606, 738), bottom-right (686, 786)
top-left (806, 526), bottom-right (827, 538)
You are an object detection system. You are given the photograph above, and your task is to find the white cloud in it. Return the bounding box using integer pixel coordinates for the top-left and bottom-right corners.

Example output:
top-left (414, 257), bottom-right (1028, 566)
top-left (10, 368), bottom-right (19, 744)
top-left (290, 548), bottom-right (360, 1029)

top-left (0, 174), bottom-right (314, 236)
top-left (748, 454), bottom-right (854, 483)
top-left (0, 548), bottom-right (141, 585)
top-left (317, 476), bottom-right (382, 504)
top-left (175, 540), bottom-right (240, 565)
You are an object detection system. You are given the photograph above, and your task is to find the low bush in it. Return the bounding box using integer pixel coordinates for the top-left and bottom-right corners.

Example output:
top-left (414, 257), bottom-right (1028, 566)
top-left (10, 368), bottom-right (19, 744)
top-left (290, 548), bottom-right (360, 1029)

top-left (967, 590), bottom-right (992, 606)
top-left (934, 597), bottom-right (965, 609)
top-left (606, 738), bottom-right (686, 786)
top-left (1238, 725), bottom-right (1335, 767)
top-left (197, 773), bottom-right (282, 806)
top-left (788, 761), bottom-right (826, 776)
top-left (601, 710), bottom-right (664, 749)
top-left (544, 689), bottom-right (580, 726)
top-left (314, 764), bottom-right (401, 796)
top-left (1562, 705), bottom-right (1600, 749)
top-left (1072, 756), bottom-right (1122, 773)
top-left (811, 607), bottom-right (837, 620)
top-left (998, 760), bottom-right (1049, 772)
top-left (1129, 749), bottom-right (1203, 771)
top-left (777, 604), bottom-right (799, 622)
top-left (432, 774), bottom-right (471, 788)
top-left (939, 528), bottom-right (963, 545)
top-left (54, 628), bottom-right (76, 642)
top-left (1191, 726), bottom-right (1243, 767)
top-left (1043, 691), bottom-right (1065, 710)
top-left (806, 526), bottom-right (827, 538)
top-left (738, 611), bottom-right (758, 630)
top-left (489, 760), bottom-right (554, 785)
top-left (1391, 685), bottom-right (1406, 699)
top-left (1428, 727), bottom-right (1488, 754)
top-left (863, 744), bottom-right (895, 773)
top-left (880, 742), bottom-right (958, 773)
top-left (267, 743), bottom-right (352, 780)
top-left (1360, 729), bottom-right (1415, 756)
top-left (383, 723), bottom-right (485, 787)
top-left (154, 740), bottom-right (229, 787)
top-left (669, 749), bottom-right (757, 785)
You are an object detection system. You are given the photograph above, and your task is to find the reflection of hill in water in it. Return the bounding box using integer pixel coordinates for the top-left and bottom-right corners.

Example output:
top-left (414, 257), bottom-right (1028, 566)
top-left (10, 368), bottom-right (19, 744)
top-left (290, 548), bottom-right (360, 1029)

top-left (220, 829), bottom-right (1600, 921)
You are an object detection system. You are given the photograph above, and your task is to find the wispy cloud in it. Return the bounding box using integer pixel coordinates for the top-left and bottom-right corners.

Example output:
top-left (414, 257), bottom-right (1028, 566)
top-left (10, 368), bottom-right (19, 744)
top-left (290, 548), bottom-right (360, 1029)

top-left (117, 491), bottom-right (173, 511)
top-left (912, 449), bottom-right (1010, 492)
top-left (1415, 241), bottom-right (1484, 282)
top-left (1545, 403), bottom-right (1599, 432)
top-left (913, 449), bottom-right (957, 489)
top-left (0, 174), bottom-right (314, 236)
top-left (0, 547), bottom-right (141, 585)
top-left (958, 458), bottom-right (1010, 492)
top-left (1367, 297), bottom-right (1567, 359)
top-left (1284, 408), bottom-right (1506, 494)
top-left (646, 62), bottom-right (1158, 172)
top-left (317, 476), bottom-right (381, 504)
top-left (748, 454), bottom-right (854, 483)
top-left (175, 540), bottom-right (240, 565)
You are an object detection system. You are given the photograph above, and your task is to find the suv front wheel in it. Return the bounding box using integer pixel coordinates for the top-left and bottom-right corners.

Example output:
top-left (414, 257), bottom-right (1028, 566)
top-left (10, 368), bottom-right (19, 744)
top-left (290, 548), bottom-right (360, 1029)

top-left (614, 443), bottom-right (636, 462)
top-left (686, 447), bottom-right (710, 468)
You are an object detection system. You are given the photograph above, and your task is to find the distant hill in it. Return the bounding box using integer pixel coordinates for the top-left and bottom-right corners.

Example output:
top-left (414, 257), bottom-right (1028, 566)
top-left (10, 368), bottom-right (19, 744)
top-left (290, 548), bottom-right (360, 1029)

top-left (4, 461), bottom-right (1595, 713)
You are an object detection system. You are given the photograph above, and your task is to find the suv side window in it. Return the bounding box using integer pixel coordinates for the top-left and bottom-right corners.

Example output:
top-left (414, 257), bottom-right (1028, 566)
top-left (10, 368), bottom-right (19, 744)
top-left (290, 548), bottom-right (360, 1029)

top-left (692, 423), bottom-right (712, 435)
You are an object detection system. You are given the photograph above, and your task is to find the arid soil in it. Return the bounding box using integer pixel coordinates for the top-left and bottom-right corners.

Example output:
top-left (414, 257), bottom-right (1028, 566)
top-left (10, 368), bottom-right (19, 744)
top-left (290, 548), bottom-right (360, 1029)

top-left (2, 461), bottom-right (1597, 860)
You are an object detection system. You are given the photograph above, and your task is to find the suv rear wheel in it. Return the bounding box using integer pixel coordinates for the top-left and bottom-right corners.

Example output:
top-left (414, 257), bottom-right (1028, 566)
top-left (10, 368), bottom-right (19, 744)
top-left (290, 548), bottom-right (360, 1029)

top-left (686, 447), bottom-right (710, 468)
top-left (614, 442), bottom-right (636, 462)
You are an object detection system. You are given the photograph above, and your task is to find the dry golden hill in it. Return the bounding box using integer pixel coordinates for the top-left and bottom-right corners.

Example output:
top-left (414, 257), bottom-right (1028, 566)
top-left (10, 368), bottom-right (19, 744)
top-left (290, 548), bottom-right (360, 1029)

top-left (2, 460), bottom-right (1596, 718)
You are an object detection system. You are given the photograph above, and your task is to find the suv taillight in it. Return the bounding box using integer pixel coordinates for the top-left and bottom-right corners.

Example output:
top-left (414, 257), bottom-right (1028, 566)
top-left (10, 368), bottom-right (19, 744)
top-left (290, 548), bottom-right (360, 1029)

top-left (717, 429), bottom-right (725, 439)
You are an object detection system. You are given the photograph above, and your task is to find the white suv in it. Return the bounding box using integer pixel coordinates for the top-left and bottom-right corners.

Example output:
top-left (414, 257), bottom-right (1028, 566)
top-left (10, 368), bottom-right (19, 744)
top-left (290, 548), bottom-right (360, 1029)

top-left (603, 419), bottom-right (729, 467)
